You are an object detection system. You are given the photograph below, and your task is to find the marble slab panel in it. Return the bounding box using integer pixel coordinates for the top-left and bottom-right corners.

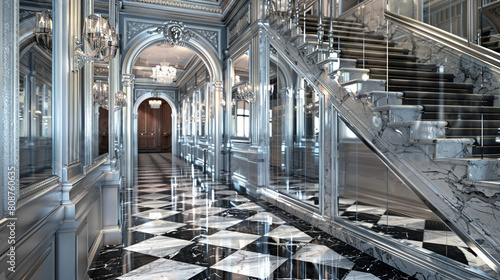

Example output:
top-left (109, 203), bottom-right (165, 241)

top-left (198, 230), bottom-right (261, 249)
top-left (246, 212), bottom-right (286, 225)
top-left (265, 225), bottom-right (313, 243)
top-left (192, 216), bottom-right (243, 230)
top-left (132, 209), bottom-right (180, 220)
top-left (292, 243), bottom-right (354, 270)
top-left (117, 258), bottom-right (205, 280)
top-left (124, 236), bottom-right (192, 257)
top-left (129, 220), bottom-right (186, 235)
top-left (234, 202), bottom-right (266, 212)
top-left (211, 250), bottom-right (287, 279)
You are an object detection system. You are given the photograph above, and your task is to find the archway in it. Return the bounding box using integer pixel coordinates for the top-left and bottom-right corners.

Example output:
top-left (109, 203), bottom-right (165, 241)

top-left (121, 23), bottom-right (224, 187)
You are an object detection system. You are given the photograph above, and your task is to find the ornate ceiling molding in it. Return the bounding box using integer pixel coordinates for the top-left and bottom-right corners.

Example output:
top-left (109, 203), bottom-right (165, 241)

top-left (130, 0), bottom-right (222, 14)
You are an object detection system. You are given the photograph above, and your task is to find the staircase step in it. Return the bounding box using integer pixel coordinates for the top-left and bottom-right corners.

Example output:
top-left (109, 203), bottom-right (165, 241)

top-left (336, 43), bottom-right (410, 54)
top-left (461, 179), bottom-right (500, 197)
top-left (358, 91), bottom-right (403, 106)
top-left (388, 79), bottom-right (474, 90)
top-left (421, 105), bottom-right (500, 114)
top-left (470, 146), bottom-right (500, 158)
top-left (434, 158), bottom-right (500, 180)
top-left (299, 20), bottom-right (367, 33)
top-left (446, 127), bottom-right (500, 137)
top-left (413, 138), bottom-right (474, 159)
top-left (372, 105), bottom-right (423, 122)
top-left (342, 50), bottom-right (417, 61)
top-left (304, 28), bottom-right (385, 40)
top-left (369, 68), bottom-right (454, 82)
top-left (488, 45), bottom-right (500, 52)
top-left (422, 113), bottom-right (500, 121)
top-left (299, 15), bottom-right (364, 27)
top-left (362, 59), bottom-right (436, 71)
top-left (404, 98), bottom-right (491, 106)
top-left (402, 91), bottom-right (495, 101)
top-left (296, 34), bottom-right (395, 47)
top-left (481, 40), bottom-right (499, 47)
top-left (446, 119), bottom-right (500, 128)
top-left (388, 121), bottom-right (447, 139)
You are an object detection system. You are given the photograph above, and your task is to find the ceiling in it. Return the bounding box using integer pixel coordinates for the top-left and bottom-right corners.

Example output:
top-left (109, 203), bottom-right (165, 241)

top-left (132, 44), bottom-right (198, 83)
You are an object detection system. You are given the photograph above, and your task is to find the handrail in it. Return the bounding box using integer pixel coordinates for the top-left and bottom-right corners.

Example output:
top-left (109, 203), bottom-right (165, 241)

top-left (385, 9), bottom-right (500, 74)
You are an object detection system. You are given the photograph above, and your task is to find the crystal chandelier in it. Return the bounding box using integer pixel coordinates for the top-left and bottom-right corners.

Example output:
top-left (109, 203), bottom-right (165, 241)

top-left (234, 83), bottom-right (255, 103)
top-left (151, 62), bottom-right (176, 84)
top-left (149, 100), bottom-right (162, 109)
top-left (33, 10), bottom-right (52, 51)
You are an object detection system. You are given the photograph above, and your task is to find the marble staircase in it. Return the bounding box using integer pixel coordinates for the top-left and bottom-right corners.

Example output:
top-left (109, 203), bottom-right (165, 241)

top-left (267, 12), bottom-right (500, 274)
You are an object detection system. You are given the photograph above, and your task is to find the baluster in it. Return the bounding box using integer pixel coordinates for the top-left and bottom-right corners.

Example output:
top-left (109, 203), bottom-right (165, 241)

top-left (295, 0), bottom-right (300, 29)
top-left (288, 0), bottom-right (293, 29)
top-left (328, 0), bottom-right (335, 54)
top-left (317, 0), bottom-right (324, 49)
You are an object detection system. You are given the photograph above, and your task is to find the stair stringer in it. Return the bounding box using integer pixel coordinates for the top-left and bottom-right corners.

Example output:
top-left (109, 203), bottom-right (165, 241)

top-left (260, 21), bottom-right (500, 271)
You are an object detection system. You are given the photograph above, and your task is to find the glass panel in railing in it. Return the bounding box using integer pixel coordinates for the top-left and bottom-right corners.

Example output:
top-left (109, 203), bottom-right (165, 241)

top-left (337, 117), bottom-right (387, 229)
top-left (479, 1), bottom-right (500, 53)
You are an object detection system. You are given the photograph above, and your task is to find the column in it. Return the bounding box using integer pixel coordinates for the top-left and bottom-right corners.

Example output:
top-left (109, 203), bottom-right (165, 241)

top-left (214, 80), bottom-right (223, 179)
top-left (0, 0), bottom-right (19, 216)
top-left (122, 74), bottom-right (135, 188)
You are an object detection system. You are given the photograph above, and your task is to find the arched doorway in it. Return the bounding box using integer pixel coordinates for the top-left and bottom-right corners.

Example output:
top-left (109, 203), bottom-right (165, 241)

top-left (122, 23), bottom-right (224, 187)
top-left (137, 98), bottom-right (172, 153)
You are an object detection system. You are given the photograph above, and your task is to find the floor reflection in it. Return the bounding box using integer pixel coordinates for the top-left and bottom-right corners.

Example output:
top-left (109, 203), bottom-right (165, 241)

top-left (88, 153), bottom-right (415, 280)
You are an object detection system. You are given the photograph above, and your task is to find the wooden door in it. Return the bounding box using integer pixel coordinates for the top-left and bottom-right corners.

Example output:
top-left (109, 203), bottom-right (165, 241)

top-left (138, 98), bottom-right (172, 153)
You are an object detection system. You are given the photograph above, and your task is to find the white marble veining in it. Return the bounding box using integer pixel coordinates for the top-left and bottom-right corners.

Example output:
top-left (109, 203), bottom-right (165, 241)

top-left (211, 250), bottom-right (287, 278)
top-left (192, 215), bottom-right (243, 229)
top-left (343, 270), bottom-right (381, 280)
top-left (124, 236), bottom-right (192, 257)
top-left (220, 194), bottom-right (251, 202)
top-left (293, 243), bottom-right (355, 270)
top-left (423, 230), bottom-right (468, 247)
top-left (133, 209), bottom-right (179, 220)
top-left (198, 230), bottom-right (260, 249)
top-left (246, 212), bottom-right (286, 225)
top-left (234, 202), bottom-right (266, 212)
top-left (129, 220), bottom-right (186, 235)
top-left (117, 258), bottom-right (206, 280)
top-left (376, 215), bottom-right (426, 230)
top-left (265, 225), bottom-right (313, 243)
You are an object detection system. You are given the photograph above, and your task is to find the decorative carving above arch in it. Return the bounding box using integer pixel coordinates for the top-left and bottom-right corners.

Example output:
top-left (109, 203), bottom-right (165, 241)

top-left (135, 89), bottom-right (176, 104)
top-left (148, 21), bottom-right (191, 46)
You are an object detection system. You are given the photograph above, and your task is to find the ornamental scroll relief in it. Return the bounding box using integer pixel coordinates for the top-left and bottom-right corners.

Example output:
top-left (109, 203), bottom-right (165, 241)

top-left (127, 20), bottom-right (219, 51)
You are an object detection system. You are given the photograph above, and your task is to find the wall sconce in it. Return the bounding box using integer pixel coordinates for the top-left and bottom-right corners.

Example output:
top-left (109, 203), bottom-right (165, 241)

top-left (74, 14), bottom-right (118, 69)
top-left (33, 10), bottom-right (53, 51)
top-left (93, 81), bottom-right (126, 111)
top-left (234, 82), bottom-right (255, 103)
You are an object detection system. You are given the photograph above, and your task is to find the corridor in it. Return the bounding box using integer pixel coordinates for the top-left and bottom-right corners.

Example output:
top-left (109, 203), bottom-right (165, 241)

top-left (88, 154), bottom-right (415, 280)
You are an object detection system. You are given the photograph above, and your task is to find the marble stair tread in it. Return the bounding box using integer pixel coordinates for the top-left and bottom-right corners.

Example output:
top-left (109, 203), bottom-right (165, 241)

top-left (461, 180), bottom-right (500, 197)
top-left (404, 98), bottom-right (491, 106)
top-left (296, 35), bottom-right (396, 47)
top-left (446, 119), bottom-right (500, 128)
top-left (304, 28), bottom-right (385, 40)
top-left (481, 40), bottom-right (499, 47)
top-left (341, 50), bottom-right (417, 61)
top-left (369, 68), bottom-right (455, 81)
top-left (411, 138), bottom-right (475, 145)
top-left (434, 157), bottom-right (499, 166)
top-left (386, 120), bottom-right (447, 128)
top-left (387, 78), bottom-right (474, 89)
top-left (402, 91), bottom-right (495, 101)
top-left (360, 59), bottom-right (436, 71)
top-left (420, 104), bottom-right (500, 114)
top-left (299, 15), bottom-right (364, 27)
top-left (299, 21), bottom-right (367, 32)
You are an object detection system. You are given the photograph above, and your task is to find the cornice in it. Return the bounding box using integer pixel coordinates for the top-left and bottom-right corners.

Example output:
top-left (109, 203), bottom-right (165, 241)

top-left (127, 0), bottom-right (222, 14)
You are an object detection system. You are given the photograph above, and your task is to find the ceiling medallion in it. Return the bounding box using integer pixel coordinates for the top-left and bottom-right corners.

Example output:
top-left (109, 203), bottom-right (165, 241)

top-left (148, 21), bottom-right (191, 46)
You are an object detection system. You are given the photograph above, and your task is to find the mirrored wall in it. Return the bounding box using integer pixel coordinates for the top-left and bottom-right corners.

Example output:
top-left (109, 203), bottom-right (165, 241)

top-left (19, 2), bottom-right (53, 188)
top-left (231, 47), bottom-right (251, 139)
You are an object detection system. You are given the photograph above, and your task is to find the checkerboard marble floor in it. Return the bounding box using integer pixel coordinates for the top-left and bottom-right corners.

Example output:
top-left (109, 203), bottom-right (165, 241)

top-left (88, 153), bottom-right (418, 279)
top-left (337, 198), bottom-right (494, 275)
